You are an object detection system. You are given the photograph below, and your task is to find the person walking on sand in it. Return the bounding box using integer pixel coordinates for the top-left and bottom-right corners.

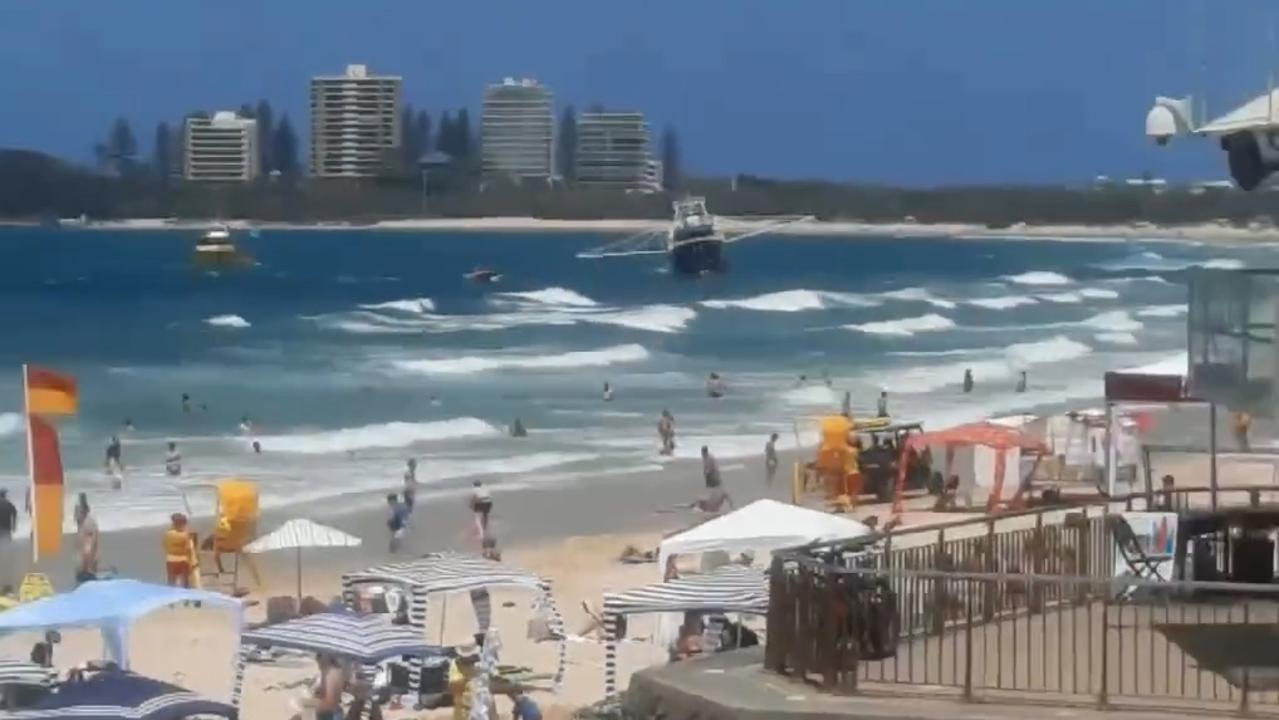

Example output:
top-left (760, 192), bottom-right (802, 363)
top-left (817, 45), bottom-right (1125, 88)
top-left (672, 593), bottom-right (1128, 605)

top-left (0, 489), bottom-right (16, 593)
top-left (386, 493), bottom-right (409, 553)
top-left (164, 441), bottom-right (182, 477)
top-left (962, 369), bottom-right (974, 394)
top-left (877, 391), bottom-right (889, 418)
top-left (694, 446), bottom-right (734, 513)
top-left (73, 494), bottom-right (99, 584)
top-left (1234, 411), bottom-right (1252, 451)
top-left (403, 458), bottom-right (418, 512)
top-left (469, 480), bottom-right (493, 539)
top-left (765, 433), bottom-right (780, 485)
top-left (164, 514), bottom-right (195, 588)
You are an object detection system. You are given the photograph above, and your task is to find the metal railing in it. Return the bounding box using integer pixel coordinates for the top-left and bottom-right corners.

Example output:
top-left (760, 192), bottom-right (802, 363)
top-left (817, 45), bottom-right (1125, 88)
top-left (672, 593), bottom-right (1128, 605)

top-left (767, 554), bottom-right (1279, 715)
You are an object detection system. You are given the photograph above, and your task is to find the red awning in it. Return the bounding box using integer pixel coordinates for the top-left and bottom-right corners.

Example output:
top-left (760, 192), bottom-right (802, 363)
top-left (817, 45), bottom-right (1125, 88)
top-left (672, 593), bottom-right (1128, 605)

top-left (902, 421), bottom-right (1048, 453)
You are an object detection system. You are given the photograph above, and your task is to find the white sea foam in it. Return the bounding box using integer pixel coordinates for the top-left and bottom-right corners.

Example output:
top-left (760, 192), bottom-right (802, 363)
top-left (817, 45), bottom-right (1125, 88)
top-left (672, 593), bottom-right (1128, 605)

top-left (1037, 292), bottom-right (1083, 304)
top-left (966, 295), bottom-right (1037, 310)
top-left (1082, 311), bottom-right (1143, 333)
top-left (701, 289), bottom-right (878, 312)
top-left (258, 417), bottom-right (499, 454)
top-left (590, 305), bottom-right (696, 333)
top-left (1202, 258), bottom-right (1245, 270)
top-left (497, 287), bottom-right (598, 307)
top-left (845, 313), bottom-right (955, 336)
top-left (1122, 352), bottom-right (1187, 375)
top-left (1079, 288), bottom-right (1120, 299)
top-left (359, 297), bottom-right (436, 313)
top-left (1005, 336), bottom-right (1092, 367)
top-left (1136, 304), bottom-right (1187, 318)
top-left (1094, 332), bottom-right (1139, 345)
top-left (880, 287), bottom-right (957, 309)
top-left (1005, 271), bottom-right (1072, 286)
top-left (781, 385), bottom-right (841, 406)
top-left (205, 314), bottom-right (250, 328)
top-left (0, 412), bottom-right (21, 437)
top-left (391, 343), bottom-right (650, 375)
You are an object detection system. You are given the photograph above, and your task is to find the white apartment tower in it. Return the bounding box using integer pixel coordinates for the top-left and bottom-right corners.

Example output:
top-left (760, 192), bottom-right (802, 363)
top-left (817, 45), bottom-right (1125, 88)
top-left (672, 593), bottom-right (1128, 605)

top-left (310, 64), bottom-right (402, 178)
top-left (575, 111), bottom-right (661, 192)
top-left (480, 77), bottom-right (555, 183)
top-left (183, 111), bottom-right (259, 182)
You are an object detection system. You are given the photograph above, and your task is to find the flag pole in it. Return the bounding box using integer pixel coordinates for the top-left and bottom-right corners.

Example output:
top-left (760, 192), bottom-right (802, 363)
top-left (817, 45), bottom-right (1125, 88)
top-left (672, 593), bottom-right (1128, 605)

top-left (22, 364), bottom-right (37, 564)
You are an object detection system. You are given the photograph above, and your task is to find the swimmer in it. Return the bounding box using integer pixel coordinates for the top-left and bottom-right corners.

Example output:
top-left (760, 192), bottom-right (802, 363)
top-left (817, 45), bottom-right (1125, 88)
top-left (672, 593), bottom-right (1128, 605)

top-left (238, 416), bottom-right (252, 435)
top-left (1015, 371), bottom-right (1027, 393)
top-left (122, 418), bottom-right (135, 432)
top-left (706, 373), bottom-right (725, 399)
top-left (603, 382), bottom-right (613, 402)
top-left (181, 393), bottom-right (191, 413)
top-left (252, 440), bottom-right (261, 454)
top-left (962, 369), bottom-right (974, 394)
top-left (511, 418), bottom-right (528, 438)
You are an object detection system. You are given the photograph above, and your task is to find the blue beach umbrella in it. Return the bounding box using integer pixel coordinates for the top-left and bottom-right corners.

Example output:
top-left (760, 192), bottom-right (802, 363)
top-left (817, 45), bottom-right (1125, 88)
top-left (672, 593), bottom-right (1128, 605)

top-left (241, 611), bottom-right (444, 665)
top-left (6, 671), bottom-right (236, 720)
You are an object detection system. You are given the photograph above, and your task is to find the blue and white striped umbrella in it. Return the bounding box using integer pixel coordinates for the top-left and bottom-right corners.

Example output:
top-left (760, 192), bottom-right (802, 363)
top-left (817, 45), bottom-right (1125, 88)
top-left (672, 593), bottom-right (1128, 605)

top-left (5, 671), bottom-right (235, 720)
top-left (242, 611), bottom-right (444, 665)
top-left (0, 658), bottom-right (56, 688)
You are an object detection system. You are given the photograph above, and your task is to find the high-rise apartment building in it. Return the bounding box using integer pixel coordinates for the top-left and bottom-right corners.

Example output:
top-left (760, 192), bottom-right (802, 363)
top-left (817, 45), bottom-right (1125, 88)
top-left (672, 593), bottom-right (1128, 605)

top-left (480, 77), bottom-right (555, 183)
top-left (183, 111), bottom-right (259, 182)
top-left (575, 111), bottom-right (661, 192)
top-left (310, 64), bottom-right (402, 178)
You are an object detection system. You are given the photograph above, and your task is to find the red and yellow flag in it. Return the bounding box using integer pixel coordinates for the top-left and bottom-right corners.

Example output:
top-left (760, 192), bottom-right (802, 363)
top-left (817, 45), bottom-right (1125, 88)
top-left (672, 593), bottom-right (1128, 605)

top-left (25, 365), bottom-right (78, 416)
top-left (28, 414), bottom-right (64, 561)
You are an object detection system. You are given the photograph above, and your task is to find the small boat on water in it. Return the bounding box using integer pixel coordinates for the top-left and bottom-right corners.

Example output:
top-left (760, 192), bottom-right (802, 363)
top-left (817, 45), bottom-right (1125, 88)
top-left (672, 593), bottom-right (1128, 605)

top-left (194, 224), bottom-right (252, 268)
top-left (465, 267), bottom-right (503, 284)
top-left (668, 198), bottom-right (727, 275)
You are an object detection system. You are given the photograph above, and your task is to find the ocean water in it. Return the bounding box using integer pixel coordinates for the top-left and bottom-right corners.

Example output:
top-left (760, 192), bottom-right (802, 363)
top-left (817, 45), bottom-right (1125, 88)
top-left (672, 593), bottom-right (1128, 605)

top-left (0, 227), bottom-right (1257, 531)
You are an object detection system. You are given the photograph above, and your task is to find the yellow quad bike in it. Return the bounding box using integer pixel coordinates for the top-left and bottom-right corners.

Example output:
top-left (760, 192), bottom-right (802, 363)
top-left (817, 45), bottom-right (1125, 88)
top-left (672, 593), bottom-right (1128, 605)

top-left (178, 478), bottom-right (262, 594)
top-left (791, 416), bottom-right (932, 510)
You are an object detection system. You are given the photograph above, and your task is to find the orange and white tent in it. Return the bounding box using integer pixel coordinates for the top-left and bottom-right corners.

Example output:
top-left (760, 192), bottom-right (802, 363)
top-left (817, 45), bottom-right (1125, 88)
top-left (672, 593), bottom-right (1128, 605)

top-left (895, 422), bottom-right (1048, 513)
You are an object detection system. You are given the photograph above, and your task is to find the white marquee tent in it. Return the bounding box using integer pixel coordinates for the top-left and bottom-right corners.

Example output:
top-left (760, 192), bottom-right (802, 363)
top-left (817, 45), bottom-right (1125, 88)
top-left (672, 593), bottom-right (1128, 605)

top-left (658, 499), bottom-right (871, 573)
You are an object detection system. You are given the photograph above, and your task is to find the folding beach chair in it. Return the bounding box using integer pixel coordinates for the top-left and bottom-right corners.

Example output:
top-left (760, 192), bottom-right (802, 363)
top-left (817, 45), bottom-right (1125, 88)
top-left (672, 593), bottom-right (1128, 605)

top-left (1110, 516), bottom-right (1174, 601)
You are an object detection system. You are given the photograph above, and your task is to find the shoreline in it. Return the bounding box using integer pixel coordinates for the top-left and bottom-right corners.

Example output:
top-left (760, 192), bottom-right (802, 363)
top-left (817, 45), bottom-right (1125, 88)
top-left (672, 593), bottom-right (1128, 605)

top-left (6, 216), bottom-right (1279, 243)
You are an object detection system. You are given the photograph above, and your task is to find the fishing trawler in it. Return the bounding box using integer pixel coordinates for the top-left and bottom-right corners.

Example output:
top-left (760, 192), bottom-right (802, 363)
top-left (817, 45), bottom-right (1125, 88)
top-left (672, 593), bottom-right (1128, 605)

top-left (577, 198), bottom-right (811, 277)
top-left (194, 224), bottom-right (251, 267)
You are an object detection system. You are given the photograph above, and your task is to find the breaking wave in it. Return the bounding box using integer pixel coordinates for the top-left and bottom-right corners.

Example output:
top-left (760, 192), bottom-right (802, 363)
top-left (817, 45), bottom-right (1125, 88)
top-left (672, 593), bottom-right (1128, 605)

top-left (1094, 332), bottom-right (1139, 345)
top-left (880, 335), bottom-right (1092, 394)
top-left (1005, 336), bottom-right (1092, 367)
top-left (359, 297), bottom-right (436, 313)
top-left (205, 314), bottom-right (250, 328)
top-left (390, 343), bottom-right (650, 375)
top-left (1038, 292), bottom-right (1083, 304)
top-left (1082, 311), bottom-right (1143, 333)
top-left (1005, 271), bottom-right (1072, 286)
top-left (1079, 288), bottom-right (1120, 299)
top-left (879, 287), bottom-right (957, 309)
top-left (258, 417), bottom-right (499, 454)
top-left (496, 287), bottom-right (598, 307)
top-left (701, 289), bottom-right (877, 312)
top-left (845, 313), bottom-right (955, 336)
top-left (1136, 304), bottom-right (1187, 318)
top-left (966, 295), bottom-right (1037, 310)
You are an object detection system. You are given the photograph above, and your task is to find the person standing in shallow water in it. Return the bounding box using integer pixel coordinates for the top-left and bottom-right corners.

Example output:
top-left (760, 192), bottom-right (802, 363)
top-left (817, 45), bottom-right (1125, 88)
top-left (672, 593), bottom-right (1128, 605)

top-left (402, 459), bottom-right (418, 512)
top-left (962, 369), bottom-right (974, 394)
top-left (1015, 371), bottom-right (1027, 393)
top-left (764, 433), bottom-right (780, 485)
top-left (877, 391), bottom-right (889, 418)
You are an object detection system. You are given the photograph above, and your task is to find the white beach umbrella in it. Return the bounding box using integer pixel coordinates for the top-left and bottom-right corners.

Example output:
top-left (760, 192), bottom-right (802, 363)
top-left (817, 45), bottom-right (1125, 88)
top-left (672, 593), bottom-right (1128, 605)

top-left (244, 519), bottom-right (362, 602)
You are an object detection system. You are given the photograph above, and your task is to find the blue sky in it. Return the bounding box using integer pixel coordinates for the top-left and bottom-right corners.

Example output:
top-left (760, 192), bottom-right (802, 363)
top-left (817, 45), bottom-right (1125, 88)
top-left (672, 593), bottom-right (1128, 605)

top-left (1, 0), bottom-right (1275, 185)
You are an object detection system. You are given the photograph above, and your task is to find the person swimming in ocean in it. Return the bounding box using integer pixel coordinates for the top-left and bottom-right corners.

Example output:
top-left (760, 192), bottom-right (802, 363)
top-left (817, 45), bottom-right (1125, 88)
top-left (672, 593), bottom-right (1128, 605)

top-left (122, 418), bottom-right (135, 432)
top-left (181, 393), bottom-right (191, 413)
top-left (706, 373), bottom-right (725, 399)
top-left (511, 418), bottom-right (528, 437)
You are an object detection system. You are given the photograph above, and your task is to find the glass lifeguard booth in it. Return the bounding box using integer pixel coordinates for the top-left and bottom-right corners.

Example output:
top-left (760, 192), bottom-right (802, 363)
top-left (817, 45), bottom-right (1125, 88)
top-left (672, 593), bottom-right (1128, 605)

top-left (1187, 269), bottom-right (1279, 417)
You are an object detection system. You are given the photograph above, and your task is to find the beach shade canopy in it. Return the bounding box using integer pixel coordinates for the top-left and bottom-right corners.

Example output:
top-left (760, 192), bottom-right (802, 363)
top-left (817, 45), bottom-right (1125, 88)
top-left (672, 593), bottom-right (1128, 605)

top-left (601, 565), bottom-right (769, 698)
top-left (657, 499), bottom-right (871, 572)
top-left (0, 579), bottom-right (243, 670)
top-left (896, 421), bottom-right (1050, 513)
top-left (5, 670), bottom-right (236, 720)
top-left (244, 518), bottom-right (362, 601)
top-left (0, 658), bottom-right (56, 688)
top-left (242, 611), bottom-right (445, 665)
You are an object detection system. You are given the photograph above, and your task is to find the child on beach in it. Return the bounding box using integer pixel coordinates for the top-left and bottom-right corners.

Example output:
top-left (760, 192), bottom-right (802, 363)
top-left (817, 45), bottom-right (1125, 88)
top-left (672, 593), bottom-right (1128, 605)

top-left (386, 493), bottom-right (409, 553)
